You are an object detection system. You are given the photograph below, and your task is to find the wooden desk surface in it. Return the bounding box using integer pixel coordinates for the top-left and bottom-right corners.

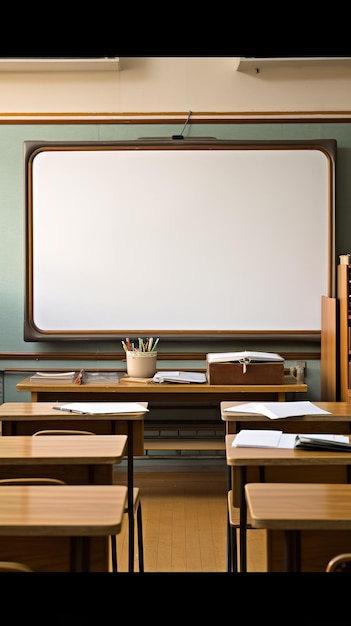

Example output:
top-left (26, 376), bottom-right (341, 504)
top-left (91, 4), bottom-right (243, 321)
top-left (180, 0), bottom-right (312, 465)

top-left (0, 402), bottom-right (147, 455)
top-left (0, 434), bottom-right (127, 465)
top-left (226, 433), bottom-right (351, 465)
top-left (0, 401), bottom-right (147, 421)
top-left (221, 401), bottom-right (351, 421)
top-left (245, 482), bottom-right (351, 530)
top-left (221, 401), bottom-right (351, 435)
top-left (0, 484), bottom-right (127, 535)
top-left (16, 375), bottom-right (307, 402)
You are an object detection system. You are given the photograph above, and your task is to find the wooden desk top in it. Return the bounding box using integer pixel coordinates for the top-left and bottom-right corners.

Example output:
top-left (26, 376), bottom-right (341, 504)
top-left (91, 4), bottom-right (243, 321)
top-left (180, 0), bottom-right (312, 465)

top-left (16, 376), bottom-right (307, 396)
top-left (0, 435), bottom-right (127, 465)
top-left (221, 401), bottom-right (351, 421)
top-left (0, 401), bottom-right (148, 421)
top-left (226, 433), bottom-right (351, 465)
top-left (245, 482), bottom-right (351, 530)
top-left (0, 485), bottom-right (128, 535)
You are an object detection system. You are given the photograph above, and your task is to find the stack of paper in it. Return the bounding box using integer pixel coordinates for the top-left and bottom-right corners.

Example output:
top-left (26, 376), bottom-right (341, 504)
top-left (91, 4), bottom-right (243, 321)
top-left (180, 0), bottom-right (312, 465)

top-left (153, 371), bottom-right (207, 384)
top-left (206, 350), bottom-right (284, 364)
top-left (30, 371), bottom-right (76, 381)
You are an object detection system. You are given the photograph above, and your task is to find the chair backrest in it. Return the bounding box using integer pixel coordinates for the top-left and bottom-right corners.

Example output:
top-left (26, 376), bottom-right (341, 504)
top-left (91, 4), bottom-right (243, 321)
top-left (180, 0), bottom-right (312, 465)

top-left (0, 477), bottom-right (66, 486)
top-left (0, 561), bottom-right (33, 572)
top-left (326, 553), bottom-right (351, 572)
top-left (33, 429), bottom-right (96, 436)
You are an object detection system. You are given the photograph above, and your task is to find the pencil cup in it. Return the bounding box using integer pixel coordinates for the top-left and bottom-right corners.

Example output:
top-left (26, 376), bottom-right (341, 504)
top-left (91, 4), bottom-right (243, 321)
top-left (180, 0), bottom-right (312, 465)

top-left (126, 351), bottom-right (157, 378)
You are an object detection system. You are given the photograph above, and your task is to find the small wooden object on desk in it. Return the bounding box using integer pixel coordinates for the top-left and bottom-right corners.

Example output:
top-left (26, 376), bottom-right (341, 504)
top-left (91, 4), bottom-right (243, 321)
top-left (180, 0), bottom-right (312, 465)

top-left (206, 351), bottom-right (285, 385)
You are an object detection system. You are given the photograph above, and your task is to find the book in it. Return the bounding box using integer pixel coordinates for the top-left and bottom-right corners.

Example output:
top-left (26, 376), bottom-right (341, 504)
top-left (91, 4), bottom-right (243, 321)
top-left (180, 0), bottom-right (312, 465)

top-left (206, 350), bottom-right (284, 365)
top-left (224, 401), bottom-right (331, 420)
top-left (232, 429), bottom-right (350, 450)
top-left (295, 435), bottom-right (351, 452)
top-left (153, 371), bottom-right (207, 384)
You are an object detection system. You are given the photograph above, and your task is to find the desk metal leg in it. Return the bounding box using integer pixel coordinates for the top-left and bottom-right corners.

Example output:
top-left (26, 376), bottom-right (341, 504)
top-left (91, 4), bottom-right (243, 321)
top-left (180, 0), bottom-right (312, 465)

top-left (284, 530), bottom-right (301, 572)
top-left (112, 419), bottom-right (135, 572)
top-left (226, 465), bottom-right (232, 572)
top-left (127, 421), bottom-right (134, 573)
top-left (70, 537), bottom-right (90, 572)
top-left (239, 466), bottom-right (247, 573)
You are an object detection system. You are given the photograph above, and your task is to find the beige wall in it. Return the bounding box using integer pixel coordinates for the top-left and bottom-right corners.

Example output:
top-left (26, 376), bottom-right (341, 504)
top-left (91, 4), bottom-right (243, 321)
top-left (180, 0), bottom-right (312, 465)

top-left (1, 57), bottom-right (351, 119)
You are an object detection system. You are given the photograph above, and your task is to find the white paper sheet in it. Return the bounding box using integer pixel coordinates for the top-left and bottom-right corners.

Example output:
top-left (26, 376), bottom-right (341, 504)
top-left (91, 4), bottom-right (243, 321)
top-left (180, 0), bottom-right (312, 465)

top-left (153, 371), bottom-right (207, 384)
top-left (232, 429), bottom-right (297, 448)
top-left (52, 402), bottom-right (149, 415)
top-left (224, 401), bottom-right (331, 420)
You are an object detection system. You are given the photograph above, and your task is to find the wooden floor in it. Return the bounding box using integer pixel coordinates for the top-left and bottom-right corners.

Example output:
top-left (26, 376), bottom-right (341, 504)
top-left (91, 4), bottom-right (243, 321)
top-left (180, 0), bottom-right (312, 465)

top-left (114, 467), bottom-right (267, 573)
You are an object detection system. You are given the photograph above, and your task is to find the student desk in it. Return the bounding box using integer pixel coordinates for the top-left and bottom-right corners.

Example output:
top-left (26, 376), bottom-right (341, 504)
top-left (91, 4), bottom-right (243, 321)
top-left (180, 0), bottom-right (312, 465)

top-left (221, 401), bottom-right (351, 435)
top-left (0, 484), bottom-right (127, 572)
top-left (226, 433), bottom-right (351, 572)
top-left (245, 482), bottom-right (351, 572)
top-left (0, 434), bottom-right (127, 484)
top-left (222, 401), bottom-right (351, 569)
top-left (0, 401), bottom-right (148, 573)
top-left (0, 436), bottom-right (126, 571)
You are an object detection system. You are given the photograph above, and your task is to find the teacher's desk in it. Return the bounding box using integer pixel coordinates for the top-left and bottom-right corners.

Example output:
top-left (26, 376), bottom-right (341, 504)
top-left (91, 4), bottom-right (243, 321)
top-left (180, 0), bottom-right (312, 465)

top-left (16, 375), bottom-right (307, 452)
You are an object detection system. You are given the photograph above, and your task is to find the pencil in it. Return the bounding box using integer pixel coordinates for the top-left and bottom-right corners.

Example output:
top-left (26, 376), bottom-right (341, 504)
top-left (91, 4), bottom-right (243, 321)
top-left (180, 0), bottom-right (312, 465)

top-left (151, 337), bottom-right (159, 352)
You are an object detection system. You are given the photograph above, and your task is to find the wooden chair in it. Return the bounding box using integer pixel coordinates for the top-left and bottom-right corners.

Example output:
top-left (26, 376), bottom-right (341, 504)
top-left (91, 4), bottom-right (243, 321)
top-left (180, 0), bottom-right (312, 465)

top-left (0, 477), bottom-right (66, 572)
top-left (326, 553), bottom-right (351, 572)
top-left (0, 561), bottom-right (33, 572)
top-left (32, 428), bottom-right (144, 572)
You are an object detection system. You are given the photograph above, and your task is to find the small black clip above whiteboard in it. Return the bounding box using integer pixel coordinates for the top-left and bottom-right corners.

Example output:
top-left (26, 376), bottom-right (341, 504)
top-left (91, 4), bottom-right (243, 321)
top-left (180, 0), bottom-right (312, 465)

top-left (172, 110), bottom-right (192, 140)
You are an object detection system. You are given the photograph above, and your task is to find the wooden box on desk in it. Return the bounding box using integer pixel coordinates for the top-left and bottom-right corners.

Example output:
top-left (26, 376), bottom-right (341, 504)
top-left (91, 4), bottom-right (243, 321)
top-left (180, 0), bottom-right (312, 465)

top-left (206, 361), bottom-right (285, 385)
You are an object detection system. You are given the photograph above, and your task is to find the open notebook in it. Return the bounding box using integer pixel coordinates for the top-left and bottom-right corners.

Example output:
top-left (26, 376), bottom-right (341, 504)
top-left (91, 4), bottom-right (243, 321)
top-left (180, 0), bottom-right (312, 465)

top-left (232, 429), bottom-right (351, 451)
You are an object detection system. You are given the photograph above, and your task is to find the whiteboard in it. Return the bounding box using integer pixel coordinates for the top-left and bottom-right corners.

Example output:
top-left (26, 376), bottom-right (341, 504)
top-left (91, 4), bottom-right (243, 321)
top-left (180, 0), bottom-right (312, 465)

top-left (24, 138), bottom-right (336, 341)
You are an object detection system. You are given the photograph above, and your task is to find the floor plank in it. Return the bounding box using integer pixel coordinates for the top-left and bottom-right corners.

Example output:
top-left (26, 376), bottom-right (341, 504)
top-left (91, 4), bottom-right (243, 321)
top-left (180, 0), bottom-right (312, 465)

top-left (114, 468), bottom-right (267, 572)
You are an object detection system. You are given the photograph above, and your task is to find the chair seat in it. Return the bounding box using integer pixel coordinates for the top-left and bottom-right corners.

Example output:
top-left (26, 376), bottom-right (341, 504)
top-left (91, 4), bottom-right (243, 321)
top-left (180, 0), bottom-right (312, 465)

top-left (227, 489), bottom-right (253, 527)
top-left (0, 561), bottom-right (33, 572)
top-left (326, 553), bottom-right (351, 572)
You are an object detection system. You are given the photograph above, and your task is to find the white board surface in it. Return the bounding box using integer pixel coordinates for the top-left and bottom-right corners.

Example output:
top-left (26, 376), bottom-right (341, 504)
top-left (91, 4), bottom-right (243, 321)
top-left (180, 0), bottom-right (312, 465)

top-left (24, 139), bottom-right (335, 339)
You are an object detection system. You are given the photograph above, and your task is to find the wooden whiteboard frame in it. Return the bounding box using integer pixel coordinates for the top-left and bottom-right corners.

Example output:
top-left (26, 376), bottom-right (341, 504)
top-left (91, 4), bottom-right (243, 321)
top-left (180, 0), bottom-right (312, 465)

top-left (23, 138), bottom-right (336, 342)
